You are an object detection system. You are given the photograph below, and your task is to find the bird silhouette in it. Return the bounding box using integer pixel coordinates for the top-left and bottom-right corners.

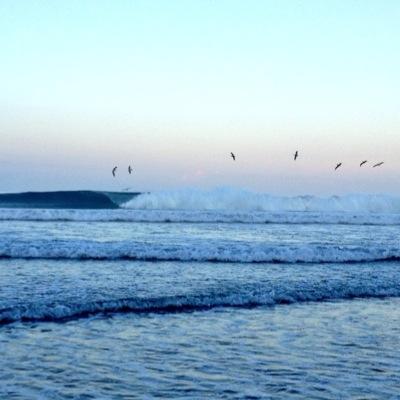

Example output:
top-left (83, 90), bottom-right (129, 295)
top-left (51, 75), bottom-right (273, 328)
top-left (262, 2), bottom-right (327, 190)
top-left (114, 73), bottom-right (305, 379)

top-left (373, 162), bottom-right (384, 168)
top-left (230, 152), bottom-right (236, 161)
top-left (112, 166), bottom-right (117, 177)
top-left (128, 165), bottom-right (133, 174)
top-left (360, 160), bottom-right (368, 167)
top-left (294, 151), bottom-right (298, 161)
top-left (335, 163), bottom-right (342, 171)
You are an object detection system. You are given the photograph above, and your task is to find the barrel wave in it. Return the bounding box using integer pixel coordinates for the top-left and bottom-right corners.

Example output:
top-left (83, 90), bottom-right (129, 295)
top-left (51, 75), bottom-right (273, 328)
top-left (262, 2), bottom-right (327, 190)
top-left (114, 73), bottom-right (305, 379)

top-left (0, 190), bottom-right (139, 209)
top-left (2, 189), bottom-right (400, 226)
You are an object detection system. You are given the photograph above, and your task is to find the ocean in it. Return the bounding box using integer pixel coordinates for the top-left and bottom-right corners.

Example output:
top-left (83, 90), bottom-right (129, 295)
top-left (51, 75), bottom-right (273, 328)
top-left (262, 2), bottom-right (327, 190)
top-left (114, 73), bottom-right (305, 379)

top-left (1, 188), bottom-right (400, 399)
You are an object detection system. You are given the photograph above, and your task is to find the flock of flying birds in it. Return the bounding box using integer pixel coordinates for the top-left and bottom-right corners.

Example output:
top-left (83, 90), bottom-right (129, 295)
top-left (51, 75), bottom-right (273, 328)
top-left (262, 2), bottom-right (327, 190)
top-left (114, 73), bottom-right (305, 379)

top-left (111, 152), bottom-right (385, 177)
top-left (230, 151), bottom-right (383, 171)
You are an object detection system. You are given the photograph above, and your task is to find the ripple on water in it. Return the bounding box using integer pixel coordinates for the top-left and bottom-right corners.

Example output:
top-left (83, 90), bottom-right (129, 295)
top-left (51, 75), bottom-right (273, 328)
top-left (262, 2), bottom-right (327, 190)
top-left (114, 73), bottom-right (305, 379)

top-left (1, 298), bottom-right (400, 399)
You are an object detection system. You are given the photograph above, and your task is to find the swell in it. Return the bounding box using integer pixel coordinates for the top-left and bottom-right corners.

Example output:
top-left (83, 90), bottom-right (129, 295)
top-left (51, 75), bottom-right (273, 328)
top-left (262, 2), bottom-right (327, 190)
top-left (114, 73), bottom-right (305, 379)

top-left (1, 287), bottom-right (399, 325)
top-left (0, 191), bottom-right (139, 209)
top-left (2, 189), bottom-right (400, 215)
top-left (1, 239), bottom-right (400, 263)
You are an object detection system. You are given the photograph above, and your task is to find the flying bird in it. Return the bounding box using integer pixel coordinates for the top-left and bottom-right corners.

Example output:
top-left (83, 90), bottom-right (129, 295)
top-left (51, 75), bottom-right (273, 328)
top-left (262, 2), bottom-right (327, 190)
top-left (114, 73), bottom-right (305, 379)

top-left (294, 151), bottom-right (298, 161)
top-left (335, 163), bottom-right (342, 171)
top-left (128, 165), bottom-right (133, 174)
top-left (230, 152), bottom-right (236, 161)
top-left (373, 162), bottom-right (384, 168)
top-left (360, 160), bottom-right (368, 167)
top-left (112, 166), bottom-right (117, 177)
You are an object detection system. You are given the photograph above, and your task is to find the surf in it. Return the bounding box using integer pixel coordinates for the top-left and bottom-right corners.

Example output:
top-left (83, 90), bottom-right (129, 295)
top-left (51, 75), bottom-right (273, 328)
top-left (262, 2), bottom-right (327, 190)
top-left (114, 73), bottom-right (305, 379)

top-left (1, 238), bottom-right (400, 264)
top-left (1, 275), bottom-right (399, 325)
top-left (0, 190), bottom-right (139, 209)
top-left (124, 188), bottom-right (400, 213)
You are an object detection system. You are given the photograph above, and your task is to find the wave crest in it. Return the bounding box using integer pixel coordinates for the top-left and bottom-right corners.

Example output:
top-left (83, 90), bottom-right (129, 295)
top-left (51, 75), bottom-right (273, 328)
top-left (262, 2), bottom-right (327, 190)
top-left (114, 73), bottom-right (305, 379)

top-left (124, 188), bottom-right (400, 213)
top-left (1, 239), bottom-right (399, 263)
top-left (2, 285), bottom-right (399, 325)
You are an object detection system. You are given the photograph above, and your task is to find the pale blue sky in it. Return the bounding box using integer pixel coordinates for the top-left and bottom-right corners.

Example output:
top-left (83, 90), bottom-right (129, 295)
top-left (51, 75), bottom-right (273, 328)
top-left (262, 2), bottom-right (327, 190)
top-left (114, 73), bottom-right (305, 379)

top-left (1, 0), bottom-right (399, 194)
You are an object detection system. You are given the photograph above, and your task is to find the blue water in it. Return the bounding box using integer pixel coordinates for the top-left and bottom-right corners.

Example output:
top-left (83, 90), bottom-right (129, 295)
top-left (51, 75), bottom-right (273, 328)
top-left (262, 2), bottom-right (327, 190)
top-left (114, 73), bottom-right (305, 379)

top-left (1, 190), bottom-right (400, 398)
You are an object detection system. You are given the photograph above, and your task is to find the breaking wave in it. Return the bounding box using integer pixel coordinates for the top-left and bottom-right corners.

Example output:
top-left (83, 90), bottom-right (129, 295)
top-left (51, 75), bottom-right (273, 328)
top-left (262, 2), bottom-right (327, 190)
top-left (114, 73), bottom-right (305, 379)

top-left (124, 188), bottom-right (400, 213)
top-left (0, 190), bottom-right (138, 209)
top-left (1, 208), bottom-right (400, 225)
top-left (1, 239), bottom-right (400, 263)
top-left (1, 189), bottom-right (400, 225)
top-left (1, 281), bottom-right (399, 325)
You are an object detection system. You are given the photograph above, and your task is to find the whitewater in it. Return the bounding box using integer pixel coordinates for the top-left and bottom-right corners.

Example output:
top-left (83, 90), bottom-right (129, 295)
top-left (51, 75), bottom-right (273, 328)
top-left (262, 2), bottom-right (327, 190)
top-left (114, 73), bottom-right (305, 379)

top-left (2, 189), bottom-right (400, 227)
top-left (2, 188), bottom-right (400, 398)
top-left (123, 188), bottom-right (400, 213)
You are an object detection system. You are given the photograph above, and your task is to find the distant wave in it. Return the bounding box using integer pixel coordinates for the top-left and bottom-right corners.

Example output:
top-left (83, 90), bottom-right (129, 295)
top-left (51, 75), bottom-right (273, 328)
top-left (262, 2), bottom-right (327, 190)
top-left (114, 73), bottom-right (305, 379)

top-left (2, 189), bottom-right (400, 220)
top-left (0, 191), bottom-right (139, 209)
top-left (1, 282), bottom-right (399, 325)
top-left (124, 188), bottom-right (400, 213)
top-left (1, 238), bottom-right (400, 263)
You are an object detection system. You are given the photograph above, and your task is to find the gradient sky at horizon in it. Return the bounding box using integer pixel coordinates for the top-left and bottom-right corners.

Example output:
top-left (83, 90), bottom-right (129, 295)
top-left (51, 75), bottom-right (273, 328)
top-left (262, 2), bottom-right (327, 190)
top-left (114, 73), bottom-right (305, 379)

top-left (1, 0), bottom-right (399, 195)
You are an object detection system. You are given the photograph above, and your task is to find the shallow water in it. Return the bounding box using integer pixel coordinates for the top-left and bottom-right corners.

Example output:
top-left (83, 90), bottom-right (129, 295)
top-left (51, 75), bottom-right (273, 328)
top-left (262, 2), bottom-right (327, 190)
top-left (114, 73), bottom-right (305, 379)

top-left (2, 299), bottom-right (400, 399)
top-left (1, 203), bottom-right (400, 398)
top-left (1, 258), bottom-right (400, 324)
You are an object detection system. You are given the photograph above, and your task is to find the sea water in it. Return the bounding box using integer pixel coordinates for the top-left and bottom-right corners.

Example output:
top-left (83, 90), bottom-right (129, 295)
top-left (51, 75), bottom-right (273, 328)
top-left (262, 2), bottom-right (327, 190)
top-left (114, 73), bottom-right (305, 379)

top-left (1, 189), bottom-right (400, 399)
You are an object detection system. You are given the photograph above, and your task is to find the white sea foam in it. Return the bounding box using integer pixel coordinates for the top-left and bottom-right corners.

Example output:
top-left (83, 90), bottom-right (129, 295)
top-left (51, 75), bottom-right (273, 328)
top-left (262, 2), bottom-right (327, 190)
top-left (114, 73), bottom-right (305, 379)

top-left (1, 208), bottom-right (400, 225)
top-left (124, 188), bottom-right (400, 213)
top-left (0, 238), bottom-right (399, 263)
top-left (2, 191), bottom-right (400, 225)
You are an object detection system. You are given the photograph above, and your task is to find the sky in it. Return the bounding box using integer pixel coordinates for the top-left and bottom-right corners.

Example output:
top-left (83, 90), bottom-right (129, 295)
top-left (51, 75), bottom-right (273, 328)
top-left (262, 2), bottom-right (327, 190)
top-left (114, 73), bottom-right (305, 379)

top-left (1, 0), bottom-right (399, 195)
